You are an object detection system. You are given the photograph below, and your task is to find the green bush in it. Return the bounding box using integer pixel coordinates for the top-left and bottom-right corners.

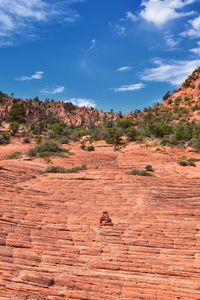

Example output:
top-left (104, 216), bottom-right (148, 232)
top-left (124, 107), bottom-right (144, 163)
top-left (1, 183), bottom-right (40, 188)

top-left (178, 159), bottom-right (196, 167)
top-left (9, 122), bottom-right (20, 136)
top-left (59, 136), bottom-right (69, 144)
top-left (45, 166), bottom-right (66, 173)
top-left (65, 164), bottom-right (87, 173)
top-left (128, 169), bottom-right (153, 176)
top-left (28, 140), bottom-right (66, 158)
top-left (105, 127), bottom-right (122, 145)
top-left (126, 126), bottom-right (138, 141)
top-left (45, 164), bottom-right (87, 174)
top-left (8, 102), bottom-right (26, 123)
top-left (9, 151), bottom-right (22, 159)
top-left (85, 145), bottom-right (95, 151)
top-left (190, 138), bottom-right (200, 152)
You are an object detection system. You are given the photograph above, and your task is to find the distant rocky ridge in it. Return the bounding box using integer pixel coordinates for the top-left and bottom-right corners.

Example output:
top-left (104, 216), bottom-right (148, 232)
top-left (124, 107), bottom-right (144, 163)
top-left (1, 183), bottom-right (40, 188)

top-left (0, 67), bottom-right (200, 127)
top-left (0, 95), bottom-right (118, 127)
top-left (163, 67), bottom-right (200, 121)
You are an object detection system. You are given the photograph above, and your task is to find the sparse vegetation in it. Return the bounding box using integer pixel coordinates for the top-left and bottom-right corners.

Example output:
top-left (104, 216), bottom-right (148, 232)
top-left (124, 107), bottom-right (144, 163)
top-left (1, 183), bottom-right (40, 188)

top-left (45, 164), bottom-right (87, 173)
top-left (0, 132), bottom-right (11, 145)
top-left (9, 151), bottom-right (22, 159)
top-left (128, 169), bottom-right (154, 177)
top-left (145, 165), bottom-right (154, 172)
top-left (177, 157), bottom-right (199, 167)
top-left (28, 140), bottom-right (67, 158)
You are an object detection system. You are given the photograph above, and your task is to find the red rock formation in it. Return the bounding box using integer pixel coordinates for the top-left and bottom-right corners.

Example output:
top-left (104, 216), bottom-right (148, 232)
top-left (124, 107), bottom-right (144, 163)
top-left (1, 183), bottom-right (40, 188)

top-left (0, 140), bottom-right (200, 298)
top-left (0, 97), bottom-right (117, 126)
top-left (163, 68), bottom-right (200, 120)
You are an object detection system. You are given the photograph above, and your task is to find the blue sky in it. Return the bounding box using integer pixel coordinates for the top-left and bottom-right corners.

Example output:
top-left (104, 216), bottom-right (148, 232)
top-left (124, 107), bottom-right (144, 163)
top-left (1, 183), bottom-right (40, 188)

top-left (0, 0), bottom-right (200, 113)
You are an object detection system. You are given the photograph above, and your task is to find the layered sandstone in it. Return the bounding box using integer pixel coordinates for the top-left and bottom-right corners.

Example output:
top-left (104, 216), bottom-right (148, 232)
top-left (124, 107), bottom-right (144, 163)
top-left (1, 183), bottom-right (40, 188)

top-left (0, 140), bottom-right (200, 299)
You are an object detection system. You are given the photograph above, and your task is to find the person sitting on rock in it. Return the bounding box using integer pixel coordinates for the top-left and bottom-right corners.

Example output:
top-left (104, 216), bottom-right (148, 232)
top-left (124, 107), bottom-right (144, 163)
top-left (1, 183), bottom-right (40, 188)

top-left (100, 211), bottom-right (113, 226)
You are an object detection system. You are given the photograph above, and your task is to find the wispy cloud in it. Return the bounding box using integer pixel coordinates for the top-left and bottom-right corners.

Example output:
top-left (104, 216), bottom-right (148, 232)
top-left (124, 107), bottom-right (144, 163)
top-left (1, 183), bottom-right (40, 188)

top-left (16, 71), bottom-right (44, 81)
top-left (164, 33), bottom-right (180, 48)
top-left (68, 98), bottom-right (96, 107)
top-left (41, 86), bottom-right (65, 94)
top-left (0, 0), bottom-right (83, 47)
top-left (140, 0), bottom-right (195, 27)
top-left (117, 66), bottom-right (133, 72)
top-left (190, 41), bottom-right (200, 55)
top-left (141, 59), bottom-right (200, 85)
top-left (89, 39), bottom-right (96, 51)
top-left (111, 83), bottom-right (145, 92)
top-left (110, 22), bottom-right (126, 37)
top-left (182, 15), bottom-right (200, 37)
top-left (121, 11), bottom-right (138, 22)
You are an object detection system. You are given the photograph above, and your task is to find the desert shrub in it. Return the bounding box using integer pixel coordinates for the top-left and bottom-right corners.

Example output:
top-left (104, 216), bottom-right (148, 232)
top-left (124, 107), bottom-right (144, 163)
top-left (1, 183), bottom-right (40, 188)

top-left (0, 132), bottom-right (11, 145)
top-left (69, 127), bottom-right (87, 141)
top-left (59, 136), bottom-right (69, 144)
top-left (9, 122), bottom-right (20, 136)
top-left (144, 121), bottom-right (173, 138)
top-left (190, 138), bottom-right (200, 152)
top-left (126, 126), bottom-right (138, 141)
top-left (9, 151), bottom-right (22, 159)
top-left (177, 158), bottom-right (196, 167)
top-left (22, 137), bottom-right (30, 144)
top-left (65, 164), bottom-right (87, 173)
top-left (28, 139), bottom-right (66, 158)
top-left (188, 158), bottom-right (200, 163)
top-left (8, 102), bottom-right (26, 123)
top-left (35, 135), bottom-right (42, 145)
top-left (85, 145), bottom-right (95, 151)
top-left (30, 123), bottom-right (45, 135)
top-left (46, 130), bottom-right (54, 140)
top-left (174, 124), bottom-right (192, 141)
top-left (105, 127), bottom-right (122, 145)
top-left (45, 166), bottom-right (66, 173)
top-left (163, 91), bottom-right (171, 101)
top-left (178, 160), bottom-right (189, 166)
top-left (45, 164), bottom-right (87, 174)
top-left (115, 118), bottom-right (134, 129)
top-left (145, 165), bottom-right (154, 172)
top-left (160, 135), bottom-right (180, 146)
top-left (129, 169), bottom-right (153, 177)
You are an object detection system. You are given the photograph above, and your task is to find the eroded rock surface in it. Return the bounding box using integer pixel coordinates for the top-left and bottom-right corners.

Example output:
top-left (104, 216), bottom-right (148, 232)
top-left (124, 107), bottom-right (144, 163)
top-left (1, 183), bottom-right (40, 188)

top-left (1, 141), bottom-right (200, 299)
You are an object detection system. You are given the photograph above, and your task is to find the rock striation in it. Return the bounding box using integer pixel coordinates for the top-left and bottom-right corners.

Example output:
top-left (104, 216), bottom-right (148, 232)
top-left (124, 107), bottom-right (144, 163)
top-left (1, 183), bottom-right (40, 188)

top-left (0, 141), bottom-right (200, 299)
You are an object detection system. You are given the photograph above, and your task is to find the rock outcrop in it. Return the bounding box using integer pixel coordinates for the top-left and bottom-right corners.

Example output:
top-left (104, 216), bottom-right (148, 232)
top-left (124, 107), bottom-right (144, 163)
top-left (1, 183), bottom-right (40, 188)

top-left (0, 96), bottom-right (117, 127)
top-left (0, 141), bottom-right (200, 299)
top-left (163, 67), bottom-right (200, 120)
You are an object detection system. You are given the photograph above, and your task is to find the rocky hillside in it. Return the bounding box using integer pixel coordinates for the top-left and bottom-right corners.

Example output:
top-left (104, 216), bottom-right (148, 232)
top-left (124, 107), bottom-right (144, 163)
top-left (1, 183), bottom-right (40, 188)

top-left (163, 67), bottom-right (200, 121)
top-left (0, 94), bottom-right (117, 127)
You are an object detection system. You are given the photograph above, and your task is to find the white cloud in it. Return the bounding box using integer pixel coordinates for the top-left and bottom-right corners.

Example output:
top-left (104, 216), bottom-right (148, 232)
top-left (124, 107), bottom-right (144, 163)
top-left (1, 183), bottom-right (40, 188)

top-left (190, 41), bottom-right (200, 55)
top-left (126, 11), bottom-right (138, 22)
top-left (182, 15), bottom-right (200, 37)
top-left (111, 83), bottom-right (145, 92)
top-left (117, 66), bottom-right (133, 72)
top-left (141, 59), bottom-right (200, 85)
top-left (41, 86), bottom-right (65, 94)
top-left (164, 33), bottom-right (180, 48)
top-left (16, 71), bottom-right (44, 81)
top-left (140, 0), bottom-right (195, 27)
top-left (0, 0), bottom-right (83, 46)
top-left (68, 98), bottom-right (96, 107)
top-left (89, 39), bottom-right (96, 50)
top-left (109, 23), bottom-right (126, 36)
